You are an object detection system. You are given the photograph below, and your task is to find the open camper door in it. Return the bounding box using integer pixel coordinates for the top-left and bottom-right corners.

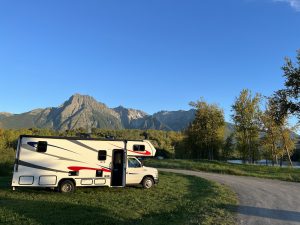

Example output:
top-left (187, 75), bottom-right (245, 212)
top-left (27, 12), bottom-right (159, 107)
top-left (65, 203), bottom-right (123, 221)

top-left (111, 149), bottom-right (126, 187)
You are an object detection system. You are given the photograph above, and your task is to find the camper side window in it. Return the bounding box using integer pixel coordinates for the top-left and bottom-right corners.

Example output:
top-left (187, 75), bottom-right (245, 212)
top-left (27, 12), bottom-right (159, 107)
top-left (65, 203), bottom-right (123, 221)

top-left (37, 141), bottom-right (47, 152)
top-left (98, 150), bottom-right (107, 160)
top-left (133, 145), bottom-right (145, 151)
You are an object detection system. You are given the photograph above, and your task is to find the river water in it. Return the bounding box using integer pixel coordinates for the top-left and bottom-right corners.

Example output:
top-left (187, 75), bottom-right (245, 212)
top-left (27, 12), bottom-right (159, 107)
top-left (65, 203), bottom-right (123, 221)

top-left (227, 160), bottom-right (300, 168)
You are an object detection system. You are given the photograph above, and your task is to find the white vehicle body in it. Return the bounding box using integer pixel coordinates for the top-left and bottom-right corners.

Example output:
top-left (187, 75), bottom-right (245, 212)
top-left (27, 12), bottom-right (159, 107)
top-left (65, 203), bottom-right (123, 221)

top-left (11, 135), bottom-right (158, 191)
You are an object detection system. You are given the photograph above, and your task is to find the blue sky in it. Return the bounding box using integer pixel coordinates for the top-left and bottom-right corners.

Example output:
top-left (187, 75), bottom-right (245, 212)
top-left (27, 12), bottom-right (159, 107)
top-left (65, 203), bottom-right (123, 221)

top-left (0, 0), bottom-right (299, 122)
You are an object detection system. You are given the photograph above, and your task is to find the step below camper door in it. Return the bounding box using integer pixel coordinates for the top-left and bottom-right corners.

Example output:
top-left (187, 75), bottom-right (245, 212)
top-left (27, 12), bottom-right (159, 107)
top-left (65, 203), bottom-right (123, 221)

top-left (111, 149), bottom-right (126, 187)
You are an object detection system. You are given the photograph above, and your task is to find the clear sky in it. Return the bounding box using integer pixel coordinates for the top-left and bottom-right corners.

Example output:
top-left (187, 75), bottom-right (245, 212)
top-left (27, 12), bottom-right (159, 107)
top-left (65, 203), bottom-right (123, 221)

top-left (0, 0), bottom-right (300, 122)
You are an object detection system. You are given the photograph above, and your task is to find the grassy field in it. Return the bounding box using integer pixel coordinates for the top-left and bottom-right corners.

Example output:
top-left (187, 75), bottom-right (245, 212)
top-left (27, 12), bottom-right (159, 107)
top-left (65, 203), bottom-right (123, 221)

top-left (144, 159), bottom-right (300, 182)
top-left (0, 172), bottom-right (237, 225)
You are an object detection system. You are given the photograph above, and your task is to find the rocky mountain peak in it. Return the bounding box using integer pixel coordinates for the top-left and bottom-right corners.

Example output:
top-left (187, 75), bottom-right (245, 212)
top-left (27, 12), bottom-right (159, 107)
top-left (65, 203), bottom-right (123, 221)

top-left (63, 94), bottom-right (105, 109)
top-left (114, 106), bottom-right (147, 118)
top-left (113, 105), bottom-right (148, 128)
top-left (42, 94), bottom-right (121, 130)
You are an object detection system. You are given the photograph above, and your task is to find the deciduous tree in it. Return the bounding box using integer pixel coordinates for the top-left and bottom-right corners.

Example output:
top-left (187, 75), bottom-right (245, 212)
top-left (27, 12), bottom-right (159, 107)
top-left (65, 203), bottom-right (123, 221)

top-left (273, 50), bottom-right (300, 120)
top-left (266, 97), bottom-right (296, 166)
top-left (186, 99), bottom-right (225, 160)
top-left (231, 89), bottom-right (261, 163)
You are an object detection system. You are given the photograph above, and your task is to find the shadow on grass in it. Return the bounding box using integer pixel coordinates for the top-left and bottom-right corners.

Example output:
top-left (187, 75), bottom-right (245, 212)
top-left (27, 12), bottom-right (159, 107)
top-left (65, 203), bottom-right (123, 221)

top-left (0, 161), bottom-right (13, 176)
top-left (1, 197), bottom-right (127, 225)
top-left (0, 178), bottom-right (11, 189)
top-left (0, 193), bottom-right (205, 225)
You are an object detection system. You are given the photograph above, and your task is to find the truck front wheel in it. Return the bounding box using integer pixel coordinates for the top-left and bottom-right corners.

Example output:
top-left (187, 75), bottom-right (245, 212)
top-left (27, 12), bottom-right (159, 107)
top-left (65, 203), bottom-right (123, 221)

top-left (142, 177), bottom-right (154, 189)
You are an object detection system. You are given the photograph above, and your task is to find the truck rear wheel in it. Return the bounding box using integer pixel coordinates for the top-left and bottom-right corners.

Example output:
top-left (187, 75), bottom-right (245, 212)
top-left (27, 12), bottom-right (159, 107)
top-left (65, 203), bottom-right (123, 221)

top-left (142, 177), bottom-right (154, 189)
top-left (59, 180), bottom-right (75, 193)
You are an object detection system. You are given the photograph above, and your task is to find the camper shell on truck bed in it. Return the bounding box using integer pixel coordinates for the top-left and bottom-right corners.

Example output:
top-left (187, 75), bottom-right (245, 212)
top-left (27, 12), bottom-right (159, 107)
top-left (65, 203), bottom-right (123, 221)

top-left (11, 135), bottom-right (158, 192)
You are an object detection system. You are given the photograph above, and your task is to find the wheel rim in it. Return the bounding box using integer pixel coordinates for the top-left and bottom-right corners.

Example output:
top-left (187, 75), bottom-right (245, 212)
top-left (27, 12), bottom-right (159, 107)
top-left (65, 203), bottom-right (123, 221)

top-left (62, 183), bottom-right (72, 192)
top-left (145, 179), bottom-right (153, 188)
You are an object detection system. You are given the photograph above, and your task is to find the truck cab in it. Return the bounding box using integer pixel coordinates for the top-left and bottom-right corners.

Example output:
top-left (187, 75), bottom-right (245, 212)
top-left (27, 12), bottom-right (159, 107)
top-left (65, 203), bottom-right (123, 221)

top-left (126, 157), bottom-right (159, 189)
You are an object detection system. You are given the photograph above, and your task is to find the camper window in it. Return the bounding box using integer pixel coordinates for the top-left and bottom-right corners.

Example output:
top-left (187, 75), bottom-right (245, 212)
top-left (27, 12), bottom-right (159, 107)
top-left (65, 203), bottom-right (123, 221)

top-left (98, 150), bottom-right (107, 160)
top-left (37, 141), bottom-right (47, 152)
top-left (133, 145), bottom-right (145, 151)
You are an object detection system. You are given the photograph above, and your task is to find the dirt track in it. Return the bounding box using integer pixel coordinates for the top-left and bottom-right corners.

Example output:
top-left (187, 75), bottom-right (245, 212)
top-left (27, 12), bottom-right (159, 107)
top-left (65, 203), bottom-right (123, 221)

top-left (159, 168), bottom-right (300, 225)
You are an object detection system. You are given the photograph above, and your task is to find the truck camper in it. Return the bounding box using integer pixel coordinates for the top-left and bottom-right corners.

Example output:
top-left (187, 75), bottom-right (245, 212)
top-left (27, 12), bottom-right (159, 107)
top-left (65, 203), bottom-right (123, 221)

top-left (11, 135), bottom-right (158, 193)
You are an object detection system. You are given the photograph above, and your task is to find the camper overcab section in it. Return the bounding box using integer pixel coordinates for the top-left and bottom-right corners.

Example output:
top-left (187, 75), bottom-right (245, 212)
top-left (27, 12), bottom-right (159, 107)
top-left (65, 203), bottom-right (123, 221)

top-left (11, 135), bottom-right (158, 192)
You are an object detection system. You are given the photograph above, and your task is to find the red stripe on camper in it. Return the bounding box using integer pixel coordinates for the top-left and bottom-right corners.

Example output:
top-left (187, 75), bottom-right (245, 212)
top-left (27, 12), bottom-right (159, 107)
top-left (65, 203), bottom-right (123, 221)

top-left (68, 166), bottom-right (111, 172)
top-left (127, 150), bottom-right (151, 156)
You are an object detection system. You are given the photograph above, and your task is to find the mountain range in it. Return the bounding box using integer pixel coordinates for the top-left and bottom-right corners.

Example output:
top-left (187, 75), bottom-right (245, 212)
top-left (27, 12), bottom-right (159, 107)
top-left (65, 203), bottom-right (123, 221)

top-left (0, 94), bottom-right (201, 131)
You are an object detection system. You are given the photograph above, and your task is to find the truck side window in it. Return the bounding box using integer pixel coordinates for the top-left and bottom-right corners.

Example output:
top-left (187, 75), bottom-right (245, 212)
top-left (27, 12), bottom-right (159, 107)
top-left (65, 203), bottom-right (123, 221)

top-left (133, 145), bottom-right (145, 151)
top-left (37, 141), bottom-right (47, 153)
top-left (128, 158), bottom-right (142, 168)
top-left (98, 150), bottom-right (107, 160)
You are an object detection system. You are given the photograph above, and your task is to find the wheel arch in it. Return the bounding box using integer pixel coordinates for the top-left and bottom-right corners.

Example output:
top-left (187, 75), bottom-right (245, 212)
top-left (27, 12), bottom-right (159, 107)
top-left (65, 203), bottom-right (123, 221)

top-left (58, 178), bottom-right (76, 187)
top-left (140, 175), bottom-right (154, 184)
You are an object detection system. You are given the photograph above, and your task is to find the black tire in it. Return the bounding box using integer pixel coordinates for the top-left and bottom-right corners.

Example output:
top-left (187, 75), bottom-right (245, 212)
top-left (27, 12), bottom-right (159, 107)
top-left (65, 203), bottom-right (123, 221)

top-left (142, 177), bottom-right (154, 189)
top-left (59, 180), bottom-right (75, 193)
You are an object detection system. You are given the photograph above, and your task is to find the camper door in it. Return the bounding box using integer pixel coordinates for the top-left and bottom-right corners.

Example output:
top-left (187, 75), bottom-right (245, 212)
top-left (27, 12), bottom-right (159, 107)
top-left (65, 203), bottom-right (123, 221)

top-left (111, 149), bottom-right (126, 187)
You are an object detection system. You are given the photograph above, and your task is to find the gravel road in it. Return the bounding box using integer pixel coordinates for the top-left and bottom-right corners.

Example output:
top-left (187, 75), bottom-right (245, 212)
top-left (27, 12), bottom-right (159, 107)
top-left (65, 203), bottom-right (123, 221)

top-left (159, 168), bottom-right (300, 225)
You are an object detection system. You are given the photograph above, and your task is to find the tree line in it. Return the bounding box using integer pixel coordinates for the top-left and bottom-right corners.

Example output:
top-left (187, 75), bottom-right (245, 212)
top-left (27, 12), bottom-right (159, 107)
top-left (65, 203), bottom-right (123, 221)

top-left (0, 128), bottom-right (182, 159)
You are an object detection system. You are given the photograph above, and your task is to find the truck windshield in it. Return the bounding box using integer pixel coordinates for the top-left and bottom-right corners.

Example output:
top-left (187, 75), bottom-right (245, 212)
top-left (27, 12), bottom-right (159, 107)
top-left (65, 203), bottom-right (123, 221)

top-left (128, 158), bottom-right (141, 168)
